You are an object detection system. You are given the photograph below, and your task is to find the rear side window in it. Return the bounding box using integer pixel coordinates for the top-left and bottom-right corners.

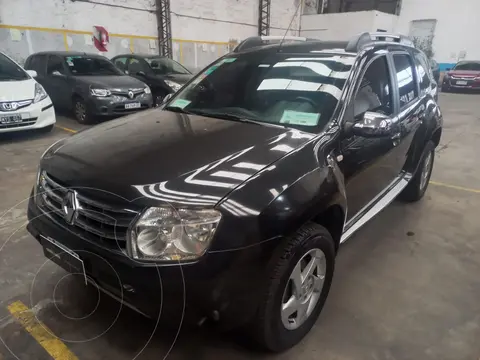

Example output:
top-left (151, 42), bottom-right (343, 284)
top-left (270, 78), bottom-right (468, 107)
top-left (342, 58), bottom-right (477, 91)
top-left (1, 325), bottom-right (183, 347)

top-left (393, 54), bottom-right (418, 108)
top-left (413, 51), bottom-right (431, 93)
top-left (26, 55), bottom-right (47, 74)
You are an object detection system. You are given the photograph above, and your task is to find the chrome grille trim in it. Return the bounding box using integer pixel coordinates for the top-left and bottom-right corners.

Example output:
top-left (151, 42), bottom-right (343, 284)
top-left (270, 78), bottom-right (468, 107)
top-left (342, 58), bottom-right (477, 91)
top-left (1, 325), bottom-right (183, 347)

top-left (38, 171), bottom-right (139, 248)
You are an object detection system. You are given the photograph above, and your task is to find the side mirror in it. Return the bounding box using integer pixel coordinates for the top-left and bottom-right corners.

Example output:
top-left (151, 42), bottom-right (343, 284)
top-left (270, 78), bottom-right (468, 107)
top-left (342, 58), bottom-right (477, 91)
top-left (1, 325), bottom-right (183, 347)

top-left (137, 71), bottom-right (146, 76)
top-left (351, 111), bottom-right (393, 138)
top-left (51, 70), bottom-right (64, 76)
top-left (26, 70), bottom-right (37, 78)
top-left (163, 93), bottom-right (173, 103)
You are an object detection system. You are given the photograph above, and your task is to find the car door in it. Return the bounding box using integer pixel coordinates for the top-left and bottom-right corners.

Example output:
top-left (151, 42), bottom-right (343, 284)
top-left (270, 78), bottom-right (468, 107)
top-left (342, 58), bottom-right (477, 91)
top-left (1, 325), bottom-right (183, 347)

top-left (44, 55), bottom-right (71, 109)
top-left (340, 53), bottom-right (403, 221)
top-left (389, 51), bottom-right (423, 179)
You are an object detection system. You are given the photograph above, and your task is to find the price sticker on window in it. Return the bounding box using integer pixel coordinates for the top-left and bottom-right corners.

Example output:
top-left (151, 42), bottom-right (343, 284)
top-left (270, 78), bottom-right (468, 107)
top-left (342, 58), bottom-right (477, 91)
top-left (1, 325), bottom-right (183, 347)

top-left (169, 99), bottom-right (191, 109)
top-left (280, 110), bottom-right (320, 126)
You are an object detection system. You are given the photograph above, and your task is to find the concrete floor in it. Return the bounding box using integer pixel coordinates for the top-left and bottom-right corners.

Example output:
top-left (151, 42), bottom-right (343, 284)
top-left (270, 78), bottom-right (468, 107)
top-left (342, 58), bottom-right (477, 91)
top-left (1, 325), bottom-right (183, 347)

top-left (0, 93), bottom-right (479, 360)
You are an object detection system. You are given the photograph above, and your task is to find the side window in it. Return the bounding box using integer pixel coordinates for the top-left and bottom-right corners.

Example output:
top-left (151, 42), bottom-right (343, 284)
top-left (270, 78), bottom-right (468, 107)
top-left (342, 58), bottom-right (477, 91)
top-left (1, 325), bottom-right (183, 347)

top-left (46, 56), bottom-right (66, 75)
top-left (413, 51), bottom-right (431, 94)
top-left (113, 57), bottom-right (128, 73)
top-left (393, 54), bottom-right (418, 108)
top-left (25, 55), bottom-right (47, 74)
top-left (128, 58), bottom-right (149, 75)
top-left (353, 56), bottom-right (393, 118)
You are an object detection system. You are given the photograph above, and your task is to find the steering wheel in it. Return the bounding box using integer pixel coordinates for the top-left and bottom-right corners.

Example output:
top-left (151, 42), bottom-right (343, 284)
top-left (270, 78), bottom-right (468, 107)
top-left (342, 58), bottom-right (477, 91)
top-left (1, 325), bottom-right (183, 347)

top-left (294, 96), bottom-right (318, 109)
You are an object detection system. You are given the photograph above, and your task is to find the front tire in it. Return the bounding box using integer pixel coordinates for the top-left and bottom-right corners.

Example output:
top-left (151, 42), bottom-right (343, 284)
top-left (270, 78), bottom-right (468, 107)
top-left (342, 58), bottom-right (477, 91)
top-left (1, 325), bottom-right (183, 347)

top-left (251, 223), bottom-right (335, 352)
top-left (400, 141), bottom-right (435, 202)
top-left (73, 97), bottom-right (94, 124)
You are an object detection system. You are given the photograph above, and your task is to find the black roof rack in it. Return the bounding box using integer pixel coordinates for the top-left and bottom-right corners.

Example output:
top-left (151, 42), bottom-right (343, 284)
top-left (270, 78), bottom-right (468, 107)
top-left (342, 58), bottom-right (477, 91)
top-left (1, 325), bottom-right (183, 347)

top-left (233, 35), bottom-right (318, 52)
top-left (345, 32), bottom-right (414, 52)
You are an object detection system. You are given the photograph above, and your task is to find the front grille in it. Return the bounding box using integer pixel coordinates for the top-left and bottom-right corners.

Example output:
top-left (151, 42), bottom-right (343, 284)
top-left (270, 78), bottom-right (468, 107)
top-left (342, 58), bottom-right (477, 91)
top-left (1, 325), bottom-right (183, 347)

top-left (38, 172), bottom-right (139, 251)
top-left (0, 118), bottom-right (37, 129)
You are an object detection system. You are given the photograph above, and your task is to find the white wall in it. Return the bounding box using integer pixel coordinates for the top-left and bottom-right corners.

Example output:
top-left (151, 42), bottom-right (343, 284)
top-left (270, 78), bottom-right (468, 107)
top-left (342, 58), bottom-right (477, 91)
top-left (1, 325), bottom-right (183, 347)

top-left (171, 0), bottom-right (301, 42)
top-left (0, 0), bottom-right (158, 37)
top-left (395, 0), bottom-right (480, 66)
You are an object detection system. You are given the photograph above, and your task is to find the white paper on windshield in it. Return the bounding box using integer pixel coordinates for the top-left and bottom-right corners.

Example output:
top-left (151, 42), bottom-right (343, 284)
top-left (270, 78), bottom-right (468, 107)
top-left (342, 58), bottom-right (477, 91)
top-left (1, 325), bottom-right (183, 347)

top-left (169, 99), bottom-right (191, 109)
top-left (280, 110), bottom-right (320, 126)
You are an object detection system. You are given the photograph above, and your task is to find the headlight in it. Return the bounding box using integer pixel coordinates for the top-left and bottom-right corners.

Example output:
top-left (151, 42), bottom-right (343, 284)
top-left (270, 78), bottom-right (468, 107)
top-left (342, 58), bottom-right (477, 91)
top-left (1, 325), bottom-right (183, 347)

top-left (33, 83), bottom-right (48, 103)
top-left (90, 88), bottom-right (111, 97)
top-left (164, 80), bottom-right (182, 92)
top-left (144, 86), bottom-right (151, 94)
top-left (128, 206), bottom-right (222, 262)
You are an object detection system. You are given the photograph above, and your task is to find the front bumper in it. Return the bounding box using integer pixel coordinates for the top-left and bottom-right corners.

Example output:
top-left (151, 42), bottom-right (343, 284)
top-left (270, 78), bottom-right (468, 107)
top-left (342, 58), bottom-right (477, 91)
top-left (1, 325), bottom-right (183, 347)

top-left (443, 78), bottom-right (480, 90)
top-left (0, 97), bottom-right (56, 133)
top-left (87, 93), bottom-right (153, 117)
top-left (27, 195), bottom-right (264, 327)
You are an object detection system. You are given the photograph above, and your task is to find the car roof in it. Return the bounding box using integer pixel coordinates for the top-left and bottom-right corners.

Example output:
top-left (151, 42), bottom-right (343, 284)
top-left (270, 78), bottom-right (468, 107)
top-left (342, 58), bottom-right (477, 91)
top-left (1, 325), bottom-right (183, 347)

top-left (456, 60), bottom-right (480, 64)
top-left (112, 54), bottom-right (169, 59)
top-left (29, 51), bottom-right (105, 57)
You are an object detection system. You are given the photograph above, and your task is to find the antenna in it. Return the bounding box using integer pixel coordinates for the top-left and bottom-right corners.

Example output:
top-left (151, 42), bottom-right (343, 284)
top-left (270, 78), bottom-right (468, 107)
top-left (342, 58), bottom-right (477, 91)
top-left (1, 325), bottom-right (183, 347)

top-left (279, 0), bottom-right (304, 48)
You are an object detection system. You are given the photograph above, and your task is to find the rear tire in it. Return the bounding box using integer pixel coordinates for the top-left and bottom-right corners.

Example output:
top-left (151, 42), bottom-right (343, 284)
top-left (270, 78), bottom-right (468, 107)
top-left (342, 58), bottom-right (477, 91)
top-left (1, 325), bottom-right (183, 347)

top-left (251, 223), bottom-right (335, 352)
top-left (400, 141), bottom-right (435, 202)
top-left (73, 97), bottom-right (94, 124)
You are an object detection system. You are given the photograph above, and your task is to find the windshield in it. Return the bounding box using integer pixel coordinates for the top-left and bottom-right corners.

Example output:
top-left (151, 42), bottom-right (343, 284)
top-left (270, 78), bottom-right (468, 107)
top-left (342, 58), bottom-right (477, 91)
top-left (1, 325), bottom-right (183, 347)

top-left (165, 52), bottom-right (353, 133)
top-left (453, 62), bottom-right (480, 71)
top-left (65, 55), bottom-right (123, 76)
top-left (0, 53), bottom-right (29, 81)
top-left (145, 57), bottom-right (191, 75)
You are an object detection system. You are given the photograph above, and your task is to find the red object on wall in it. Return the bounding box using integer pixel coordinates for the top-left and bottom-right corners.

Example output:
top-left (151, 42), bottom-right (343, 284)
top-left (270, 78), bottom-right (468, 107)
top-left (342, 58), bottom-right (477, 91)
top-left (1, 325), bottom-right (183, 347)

top-left (92, 26), bottom-right (109, 52)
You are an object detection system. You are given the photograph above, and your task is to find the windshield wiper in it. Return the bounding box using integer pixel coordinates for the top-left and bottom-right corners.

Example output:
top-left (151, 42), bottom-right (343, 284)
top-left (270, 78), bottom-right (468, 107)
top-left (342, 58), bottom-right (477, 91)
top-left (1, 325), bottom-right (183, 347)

top-left (188, 110), bottom-right (286, 128)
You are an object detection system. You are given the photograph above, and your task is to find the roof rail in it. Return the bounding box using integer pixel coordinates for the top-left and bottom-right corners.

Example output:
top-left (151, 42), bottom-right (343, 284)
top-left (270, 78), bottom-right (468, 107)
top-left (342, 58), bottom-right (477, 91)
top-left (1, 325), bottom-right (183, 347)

top-left (233, 35), bottom-right (316, 52)
top-left (345, 32), bottom-right (414, 52)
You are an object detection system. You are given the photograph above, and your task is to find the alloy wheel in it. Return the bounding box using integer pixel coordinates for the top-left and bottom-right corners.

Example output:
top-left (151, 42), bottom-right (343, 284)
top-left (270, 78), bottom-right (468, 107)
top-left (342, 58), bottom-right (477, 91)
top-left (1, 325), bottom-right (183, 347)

top-left (75, 101), bottom-right (86, 123)
top-left (420, 151), bottom-right (433, 190)
top-left (281, 248), bottom-right (326, 330)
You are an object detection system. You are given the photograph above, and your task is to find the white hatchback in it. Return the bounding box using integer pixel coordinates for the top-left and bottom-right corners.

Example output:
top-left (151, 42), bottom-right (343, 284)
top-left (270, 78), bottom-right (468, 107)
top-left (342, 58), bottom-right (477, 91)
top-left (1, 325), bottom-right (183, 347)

top-left (0, 51), bottom-right (56, 133)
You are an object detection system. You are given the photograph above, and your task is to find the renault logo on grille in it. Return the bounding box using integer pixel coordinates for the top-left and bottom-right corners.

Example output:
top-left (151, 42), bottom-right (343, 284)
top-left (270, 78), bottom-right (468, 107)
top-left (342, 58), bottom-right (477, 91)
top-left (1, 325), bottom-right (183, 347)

top-left (128, 91), bottom-right (134, 99)
top-left (62, 190), bottom-right (78, 225)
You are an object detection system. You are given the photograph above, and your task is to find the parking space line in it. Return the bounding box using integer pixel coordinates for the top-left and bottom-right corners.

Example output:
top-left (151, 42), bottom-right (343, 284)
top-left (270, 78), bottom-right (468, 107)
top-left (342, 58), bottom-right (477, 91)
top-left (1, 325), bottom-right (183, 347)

top-left (7, 301), bottom-right (78, 360)
top-left (430, 180), bottom-right (480, 194)
top-left (55, 125), bottom-right (78, 134)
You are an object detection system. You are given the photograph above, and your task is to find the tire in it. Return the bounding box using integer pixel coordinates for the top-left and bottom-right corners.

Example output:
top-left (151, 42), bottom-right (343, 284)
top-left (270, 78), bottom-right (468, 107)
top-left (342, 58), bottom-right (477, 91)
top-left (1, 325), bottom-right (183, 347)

top-left (400, 140), bottom-right (435, 202)
top-left (73, 97), bottom-right (94, 124)
top-left (441, 85), bottom-right (448, 93)
top-left (251, 222), bottom-right (335, 352)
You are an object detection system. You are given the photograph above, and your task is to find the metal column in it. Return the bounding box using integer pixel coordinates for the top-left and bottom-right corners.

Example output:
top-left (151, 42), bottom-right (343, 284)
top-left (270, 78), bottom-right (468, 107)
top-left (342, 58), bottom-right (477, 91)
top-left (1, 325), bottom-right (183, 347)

top-left (156, 0), bottom-right (173, 58)
top-left (258, 0), bottom-right (271, 36)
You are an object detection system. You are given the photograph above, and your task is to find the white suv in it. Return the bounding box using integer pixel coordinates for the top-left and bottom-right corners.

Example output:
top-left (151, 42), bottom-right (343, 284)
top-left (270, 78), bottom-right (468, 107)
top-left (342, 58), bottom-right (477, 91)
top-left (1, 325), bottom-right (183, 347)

top-left (0, 51), bottom-right (56, 133)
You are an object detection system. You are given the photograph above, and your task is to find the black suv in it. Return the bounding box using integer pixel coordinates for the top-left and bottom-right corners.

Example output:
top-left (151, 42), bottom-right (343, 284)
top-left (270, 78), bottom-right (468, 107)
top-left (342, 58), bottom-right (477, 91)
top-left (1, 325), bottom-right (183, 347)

top-left (27, 33), bottom-right (442, 352)
top-left (24, 52), bottom-right (153, 124)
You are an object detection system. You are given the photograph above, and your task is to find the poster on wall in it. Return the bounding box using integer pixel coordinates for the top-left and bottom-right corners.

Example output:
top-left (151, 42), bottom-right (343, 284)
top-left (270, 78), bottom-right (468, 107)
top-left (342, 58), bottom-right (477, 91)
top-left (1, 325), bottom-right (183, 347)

top-left (93, 26), bottom-right (109, 52)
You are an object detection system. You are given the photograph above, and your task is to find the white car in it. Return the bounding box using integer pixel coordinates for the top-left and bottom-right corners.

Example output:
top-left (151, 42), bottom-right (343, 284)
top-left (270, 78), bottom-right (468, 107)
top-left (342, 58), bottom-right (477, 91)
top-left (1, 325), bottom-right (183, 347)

top-left (0, 52), bottom-right (55, 133)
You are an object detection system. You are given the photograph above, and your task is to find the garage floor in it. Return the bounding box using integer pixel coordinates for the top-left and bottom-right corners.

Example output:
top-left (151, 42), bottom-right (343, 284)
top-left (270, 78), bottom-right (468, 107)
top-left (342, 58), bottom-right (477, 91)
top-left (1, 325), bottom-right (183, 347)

top-left (1, 93), bottom-right (479, 360)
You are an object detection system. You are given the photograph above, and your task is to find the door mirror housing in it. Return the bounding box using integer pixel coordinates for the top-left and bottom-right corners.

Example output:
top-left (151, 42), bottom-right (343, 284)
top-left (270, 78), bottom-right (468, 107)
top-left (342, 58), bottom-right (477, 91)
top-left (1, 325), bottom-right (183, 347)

top-left (163, 93), bottom-right (173, 103)
top-left (51, 70), bottom-right (64, 76)
top-left (137, 71), bottom-right (146, 76)
top-left (351, 111), bottom-right (393, 138)
top-left (26, 70), bottom-right (37, 78)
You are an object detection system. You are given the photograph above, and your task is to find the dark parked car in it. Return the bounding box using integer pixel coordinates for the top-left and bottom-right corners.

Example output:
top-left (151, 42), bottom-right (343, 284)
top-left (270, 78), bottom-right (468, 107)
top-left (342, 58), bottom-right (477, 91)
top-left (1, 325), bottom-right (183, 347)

top-left (111, 54), bottom-right (193, 106)
top-left (27, 33), bottom-right (442, 352)
top-left (442, 60), bottom-right (480, 92)
top-left (24, 51), bottom-right (153, 124)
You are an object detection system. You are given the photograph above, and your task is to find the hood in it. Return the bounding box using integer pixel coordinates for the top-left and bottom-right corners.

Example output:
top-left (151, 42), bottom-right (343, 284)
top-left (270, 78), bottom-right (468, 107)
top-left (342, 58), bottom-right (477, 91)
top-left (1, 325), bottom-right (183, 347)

top-left (0, 78), bottom-right (36, 101)
top-left (42, 110), bottom-right (315, 207)
top-left (163, 73), bottom-right (193, 85)
top-left (75, 75), bottom-right (147, 89)
top-left (447, 70), bottom-right (480, 77)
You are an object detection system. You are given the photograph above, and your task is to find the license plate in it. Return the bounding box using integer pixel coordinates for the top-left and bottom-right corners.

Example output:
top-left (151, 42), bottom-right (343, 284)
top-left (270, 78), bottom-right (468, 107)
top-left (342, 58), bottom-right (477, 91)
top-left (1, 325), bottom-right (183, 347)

top-left (0, 115), bottom-right (22, 124)
top-left (125, 102), bottom-right (141, 109)
top-left (456, 80), bottom-right (468, 85)
top-left (41, 235), bottom-right (87, 285)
